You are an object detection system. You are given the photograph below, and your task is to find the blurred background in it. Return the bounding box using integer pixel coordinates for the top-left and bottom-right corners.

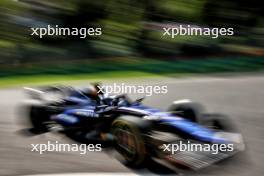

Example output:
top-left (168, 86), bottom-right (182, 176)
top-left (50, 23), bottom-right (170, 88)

top-left (0, 0), bottom-right (263, 85)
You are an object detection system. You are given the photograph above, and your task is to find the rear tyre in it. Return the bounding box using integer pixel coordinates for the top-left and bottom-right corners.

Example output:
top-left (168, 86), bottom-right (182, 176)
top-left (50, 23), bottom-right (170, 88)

top-left (29, 105), bottom-right (49, 133)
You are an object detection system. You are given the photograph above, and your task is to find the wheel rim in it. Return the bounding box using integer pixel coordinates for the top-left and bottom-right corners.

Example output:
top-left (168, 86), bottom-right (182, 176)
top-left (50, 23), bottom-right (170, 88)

top-left (113, 123), bottom-right (138, 161)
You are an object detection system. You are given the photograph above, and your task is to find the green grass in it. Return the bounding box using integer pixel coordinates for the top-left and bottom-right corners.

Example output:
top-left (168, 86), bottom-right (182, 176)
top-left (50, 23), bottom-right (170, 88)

top-left (0, 71), bottom-right (161, 88)
top-left (1, 56), bottom-right (264, 88)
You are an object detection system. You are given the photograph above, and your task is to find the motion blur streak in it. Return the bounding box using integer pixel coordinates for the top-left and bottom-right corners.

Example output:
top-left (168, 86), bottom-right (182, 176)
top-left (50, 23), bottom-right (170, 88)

top-left (24, 173), bottom-right (138, 176)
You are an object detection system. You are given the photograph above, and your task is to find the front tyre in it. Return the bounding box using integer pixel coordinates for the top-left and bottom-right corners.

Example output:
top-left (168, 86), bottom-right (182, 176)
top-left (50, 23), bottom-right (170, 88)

top-left (201, 113), bottom-right (237, 132)
top-left (168, 100), bottom-right (204, 122)
top-left (111, 116), bottom-right (149, 167)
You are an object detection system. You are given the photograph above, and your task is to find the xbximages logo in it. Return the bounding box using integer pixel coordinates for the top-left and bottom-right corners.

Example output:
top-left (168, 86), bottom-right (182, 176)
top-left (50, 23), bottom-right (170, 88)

top-left (96, 83), bottom-right (168, 96)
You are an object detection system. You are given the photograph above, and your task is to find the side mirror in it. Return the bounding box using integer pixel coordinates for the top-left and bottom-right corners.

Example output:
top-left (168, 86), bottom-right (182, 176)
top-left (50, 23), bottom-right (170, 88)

top-left (135, 97), bottom-right (145, 103)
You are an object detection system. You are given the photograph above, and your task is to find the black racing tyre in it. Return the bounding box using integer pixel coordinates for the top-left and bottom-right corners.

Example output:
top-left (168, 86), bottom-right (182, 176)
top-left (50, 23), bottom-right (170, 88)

top-left (167, 101), bottom-right (204, 123)
top-left (111, 116), bottom-right (151, 167)
top-left (29, 105), bottom-right (49, 132)
top-left (201, 113), bottom-right (238, 132)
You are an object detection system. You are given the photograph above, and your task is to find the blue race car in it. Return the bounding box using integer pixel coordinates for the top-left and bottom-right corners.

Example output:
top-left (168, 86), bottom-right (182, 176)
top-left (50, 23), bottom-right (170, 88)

top-left (22, 84), bottom-right (245, 170)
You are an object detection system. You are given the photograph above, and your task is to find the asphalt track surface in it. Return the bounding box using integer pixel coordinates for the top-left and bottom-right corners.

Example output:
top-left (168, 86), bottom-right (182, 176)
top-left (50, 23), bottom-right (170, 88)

top-left (0, 75), bottom-right (264, 175)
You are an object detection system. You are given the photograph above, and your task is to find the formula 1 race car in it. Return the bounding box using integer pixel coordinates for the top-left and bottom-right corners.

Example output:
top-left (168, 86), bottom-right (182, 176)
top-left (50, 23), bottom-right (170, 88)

top-left (21, 84), bottom-right (245, 170)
